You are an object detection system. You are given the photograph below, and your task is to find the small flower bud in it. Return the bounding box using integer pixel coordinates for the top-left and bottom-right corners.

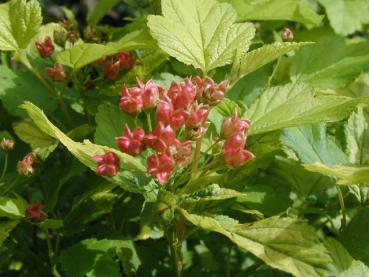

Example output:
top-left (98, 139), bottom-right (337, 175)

top-left (1, 138), bottom-right (15, 151)
top-left (223, 133), bottom-right (246, 150)
top-left (144, 123), bottom-right (178, 153)
top-left (17, 152), bottom-right (38, 176)
top-left (147, 153), bottom-right (175, 183)
top-left (221, 115), bottom-right (250, 139)
top-left (168, 79), bottom-right (196, 109)
top-left (53, 30), bottom-right (68, 47)
top-left (35, 36), bottom-right (55, 58)
top-left (116, 125), bottom-right (146, 156)
top-left (103, 59), bottom-right (121, 80)
top-left (67, 31), bottom-right (79, 43)
top-left (92, 152), bottom-right (120, 177)
top-left (26, 203), bottom-right (47, 222)
top-left (47, 63), bottom-right (67, 82)
top-left (116, 52), bottom-right (136, 69)
top-left (282, 27), bottom-right (294, 41)
top-left (186, 104), bottom-right (210, 129)
top-left (173, 140), bottom-right (192, 168)
top-left (142, 80), bottom-right (160, 110)
top-left (119, 86), bottom-right (144, 114)
top-left (223, 147), bottom-right (254, 168)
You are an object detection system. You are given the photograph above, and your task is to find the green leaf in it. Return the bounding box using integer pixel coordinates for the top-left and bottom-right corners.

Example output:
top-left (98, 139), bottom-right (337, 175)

top-left (0, 0), bottom-right (42, 51)
top-left (346, 106), bottom-right (369, 165)
top-left (304, 163), bottom-right (369, 185)
top-left (230, 42), bottom-right (310, 85)
top-left (325, 238), bottom-right (369, 276)
top-left (281, 124), bottom-right (347, 166)
top-left (21, 102), bottom-right (152, 195)
top-left (13, 121), bottom-right (58, 160)
top-left (339, 207), bottom-right (369, 267)
top-left (94, 103), bottom-right (134, 149)
top-left (147, 0), bottom-right (255, 73)
top-left (290, 37), bottom-right (369, 88)
top-left (180, 209), bottom-right (333, 277)
top-left (209, 98), bottom-right (240, 134)
top-left (39, 219), bottom-right (63, 229)
top-left (0, 220), bottom-right (18, 248)
top-left (0, 196), bottom-right (27, 219)
top-left (87, 0), bottom-right (120, 25)
top-left (222, 0), bottom-right (323, 27)
top-left (0, 65), bottom-right (57, 117)
top-left (56, 29), bottom-right (153, 70)
top-left (245, 83), bottom-right (358, 136)
top-left (60, 239), bottom-right (132, 277)
top-left (318, 0), bottom-right (369, 36)
top-left (183, 184), bottom-right (242, 203)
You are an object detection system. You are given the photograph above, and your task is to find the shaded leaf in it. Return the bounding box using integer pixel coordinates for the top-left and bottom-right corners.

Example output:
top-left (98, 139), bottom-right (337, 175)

top-left (87, 0), bottom-right (120, 25)
top-left (0, 196), bottom-right (27, 219)
top-left (0, 220), bottom-right (18, 248)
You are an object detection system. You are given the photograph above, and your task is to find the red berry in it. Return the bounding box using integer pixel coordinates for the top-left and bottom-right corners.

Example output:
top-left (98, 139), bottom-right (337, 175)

top-left (35, 36), bottom-right (54, 58)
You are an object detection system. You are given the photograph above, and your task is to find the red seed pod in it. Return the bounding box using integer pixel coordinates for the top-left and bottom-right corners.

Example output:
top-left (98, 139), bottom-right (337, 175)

top-left (168, 79), bottom-right (196, 109)
top-left (92, 151), bottom-right (120, 177)
top-left (35, 36), bottom-right (55, 58)
top-left (186, 104), bottom-right (210, 129)
top-left (116, 51), bottom-right (136, 69)
top-left (147, 153), bottom-right (175, 183)
top-left (141, 80), bottom-right (160, 110)
top-left (116, 125), bottom-right (146, 156)
top-left (103, 59), bottom-right (121, 80)
top-left (222, 147), bottom-right (254, 168)
top-left (47, 63), bottom-right (67, 82)
top-left (119, 86), bottom-right (144, 114)
top-left (221, 115), bottom-right (250, 139)
top-left (17, 152), bottom-right (38, 176)
top-left (223, 133), bottom-right (246, 150)
top-left (156, 100), bottom-right (174, 124)
top-left (25, 203), bottom-right (47, 222)
top-left (202, 78), bottom-right (228, 105)
top-left (144, 123), bottom-right (178, 153)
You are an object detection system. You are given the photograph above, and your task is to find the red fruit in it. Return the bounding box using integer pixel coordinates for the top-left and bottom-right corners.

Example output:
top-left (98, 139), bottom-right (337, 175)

top-left (171, 109), bottom-right (189, 129)
top-left (116, 51), bottom-right (136, 69)
top-left (144, 123), bottom-right (178, 153)
top-left (147, 153), bottom-right (175, 183)
top-left (222, 147), bottom-right (254, 168)
top-left (156, 100), bottom-right (174, 124)
top-left (141, 80), bottom-right (160, 109)
top-left (103, 59), bottom-right (121, 80)
top-left (119, 86), bottom-right (143, 114)
top-left (116, 125), bottom-right (145, 156)
top-left (92, 151), bottom-right (120, 177)
top-left (221, 115), bottom-right (250, 139)
top-left (47, 63), bottom-right (67, 82)
top-left (168, 79), bottom-right (196, 109)
top-left (223, 133), bottom-right (246, 150)
top-left (25, 203), bottom-right (47, 222)
top-left (186, 104), bottom-right (209, 129)
top-left (35, 36), bottom-right (54, 58)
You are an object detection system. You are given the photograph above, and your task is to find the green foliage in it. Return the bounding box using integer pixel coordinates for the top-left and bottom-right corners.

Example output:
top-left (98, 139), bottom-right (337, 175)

top-left (148, 0), bottom-right (255, 73)
top-left (87, 0), bottom-right (120, 25)
top-left (318, 0), bottom-right (369, 35)
top-left (0, 0), bottom-right (42, 51)
top-left (222, 0), bottom-right (323, 27)
top-left (0, 196), bottom-right (27, 219)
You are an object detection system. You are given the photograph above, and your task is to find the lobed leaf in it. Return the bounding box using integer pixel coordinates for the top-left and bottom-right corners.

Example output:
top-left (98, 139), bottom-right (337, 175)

top-left (147, 0), bottom-right (255, 74)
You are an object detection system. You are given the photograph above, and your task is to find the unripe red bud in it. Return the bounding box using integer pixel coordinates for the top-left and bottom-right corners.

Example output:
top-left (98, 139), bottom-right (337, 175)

top-left (147, 153), bottom-right (175, 183)
top-left (142, 80), bottom-right (160, 109)
top-left (116, 125), bottom-right (146, 156)
top-left (168, 79), bottom-right (196, 109)
top-left (119, 86), bottom-right (143, 114)
top-left (92, 152), bottom-right (120, 177)
top-left (17, 152), bottom-right (38, 176)
top-left (47, 63), bottom-right (67, 82)
top-left (223, 133), bottom-right (246, 150)
top-left (144, 123), bottom-right (178, 153)
top-left (35, 36), bottom-right (55, 58)
top-left (221, 115), bottom-right (250, 139)
top-left (222, 147), bottom-right (254, 168)
top-left (116, 52), bottom-right (136, 69)
top-left (25, 203), bottom-right (47, 222)
top-left (1, 138), bottom-right (15, 151)
top-left (103, 59), bottom-right (121, 80)
top-left (156, 100), bottom-right (174, 124)
top-left (186, 104), bottom-right (209, 129)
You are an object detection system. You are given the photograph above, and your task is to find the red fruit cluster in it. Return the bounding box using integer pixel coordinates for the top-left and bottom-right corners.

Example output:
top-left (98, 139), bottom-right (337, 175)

top-left (35, 36), bottom-right (55, 58)
top-left (92, 152), bottom-right (120, 176)
top-left (221, 115), bottom-right (254, 167)
top-left (25, 203), bottom-right (47, 222)
top-left (102, 51), bottom-right (137, 80)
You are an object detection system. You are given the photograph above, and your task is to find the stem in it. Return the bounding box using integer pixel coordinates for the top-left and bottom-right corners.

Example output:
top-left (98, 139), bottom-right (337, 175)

top-left (169, 227), bottom-right (182, 277)
top-left (146, 112), bottom-right (153, 131)
top-left (267, 58), bottom-right (281, 88)
top-left (44, 228), bottom-right (61, 277)
top-left (1, 153), bottom-right (8, 180)
top-left (191, 138), bottom-right (203, 179)
top-left (336, 185), bottom-right (347, 230)
top-left (26, 64), bottom-right (74, 128)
